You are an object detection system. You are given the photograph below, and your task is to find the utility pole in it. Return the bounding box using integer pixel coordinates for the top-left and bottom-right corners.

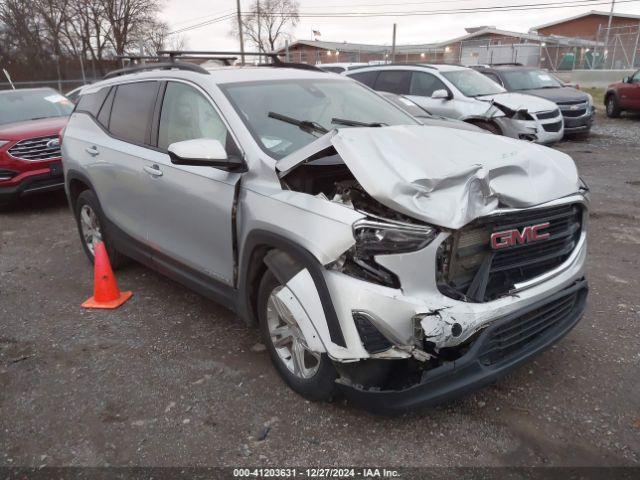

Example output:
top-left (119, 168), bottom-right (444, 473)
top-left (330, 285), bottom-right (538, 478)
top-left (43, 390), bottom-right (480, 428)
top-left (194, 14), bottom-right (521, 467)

top-left (257, 0), bottom-right (261, 63)
top-left (236, 0), bottom-right (245, 64)
top-left (391, 23), bottom-right (397, 63)
top-left (603, 0), bottom-right (616, 68)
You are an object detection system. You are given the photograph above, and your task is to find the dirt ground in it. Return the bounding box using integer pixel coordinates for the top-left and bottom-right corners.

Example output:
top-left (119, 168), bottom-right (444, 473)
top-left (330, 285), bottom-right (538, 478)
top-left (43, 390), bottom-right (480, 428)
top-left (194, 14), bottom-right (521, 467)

top-left (1, 114), bottom-right (639, 468)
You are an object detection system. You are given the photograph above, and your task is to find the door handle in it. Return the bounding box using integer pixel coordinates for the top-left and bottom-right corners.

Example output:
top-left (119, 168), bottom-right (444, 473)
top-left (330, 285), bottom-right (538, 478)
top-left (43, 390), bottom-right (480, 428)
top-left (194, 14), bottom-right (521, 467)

top-left (143, 164), bottom-right (163, 177)
top-left (85, 146), bottom-right (99, 156)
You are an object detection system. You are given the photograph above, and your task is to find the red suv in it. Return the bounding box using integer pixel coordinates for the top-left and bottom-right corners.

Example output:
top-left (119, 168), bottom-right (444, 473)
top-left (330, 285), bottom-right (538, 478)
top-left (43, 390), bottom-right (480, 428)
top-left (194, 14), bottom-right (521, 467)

top-left (0, 88), bottom-right (74, 206)
top-left (605, 70), bottom-right (640, 117)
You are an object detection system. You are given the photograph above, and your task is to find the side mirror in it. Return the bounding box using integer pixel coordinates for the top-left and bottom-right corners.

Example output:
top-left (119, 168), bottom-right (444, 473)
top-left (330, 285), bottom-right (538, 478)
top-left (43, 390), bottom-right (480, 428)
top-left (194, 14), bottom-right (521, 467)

top-left (431, 89), bottom-right (450, 100)
top-left (168, 138), bottom-right (246, 172)
top-left (623, 76), bottom-right (631, 83)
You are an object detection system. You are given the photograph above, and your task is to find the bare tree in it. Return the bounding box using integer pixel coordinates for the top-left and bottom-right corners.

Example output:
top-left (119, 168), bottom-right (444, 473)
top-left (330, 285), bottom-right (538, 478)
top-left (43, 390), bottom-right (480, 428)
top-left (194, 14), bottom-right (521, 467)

top-left (143, 19), bottom-right (187, 55)
top-left (102, 0), bottom-right (162, 55)
top-left (234, 0), bottom-right (299, 52)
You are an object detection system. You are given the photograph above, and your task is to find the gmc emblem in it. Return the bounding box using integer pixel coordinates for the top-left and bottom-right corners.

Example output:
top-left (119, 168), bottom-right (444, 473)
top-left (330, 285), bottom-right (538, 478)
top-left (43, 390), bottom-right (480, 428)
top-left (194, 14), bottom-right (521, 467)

top-left (491, 222), bottom-right (551, 250)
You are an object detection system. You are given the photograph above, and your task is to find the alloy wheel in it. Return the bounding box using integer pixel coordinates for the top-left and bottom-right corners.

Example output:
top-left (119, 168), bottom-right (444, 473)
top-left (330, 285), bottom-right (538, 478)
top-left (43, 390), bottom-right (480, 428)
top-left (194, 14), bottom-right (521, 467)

top-left (266, 286), bottom-right (321, 379)
top-left (79, 204), bottom-right (102, 256)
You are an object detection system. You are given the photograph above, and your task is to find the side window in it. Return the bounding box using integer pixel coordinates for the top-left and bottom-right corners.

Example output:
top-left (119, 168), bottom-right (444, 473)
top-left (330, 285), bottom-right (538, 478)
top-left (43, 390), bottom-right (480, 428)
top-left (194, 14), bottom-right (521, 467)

top-left (632, 70), bottom-right (640, 83)
top-left (374, 70), bottom-right (412, 95)
top-left (483, 72), bottom-right (502, 85)
top-left (75, 87), bottom-right (109, 116)
top-left (109, 82), bottom-right (158, 145)
top-left (158, 82), bottom-right (229, 152)
top-left (348, 70), bottom-right (379, 88)
top-left (409, 72), bottom-right (448, 97)
top-left (96, 87), bottom-right (114, 128)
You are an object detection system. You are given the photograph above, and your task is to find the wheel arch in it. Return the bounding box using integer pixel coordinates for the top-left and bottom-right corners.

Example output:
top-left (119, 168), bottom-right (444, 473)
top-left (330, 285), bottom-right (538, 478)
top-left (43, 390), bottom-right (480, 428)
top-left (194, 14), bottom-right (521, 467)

top-left (66, 169), bottom-right (96, 210)
top-left (238, 230), bottom-right (347, 348)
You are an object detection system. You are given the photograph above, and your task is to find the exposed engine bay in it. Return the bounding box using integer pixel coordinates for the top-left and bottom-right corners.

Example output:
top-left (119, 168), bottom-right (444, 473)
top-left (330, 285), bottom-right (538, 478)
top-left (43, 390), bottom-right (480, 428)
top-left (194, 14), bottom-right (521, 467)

top-left (280, 146), bottom-right (421, 225)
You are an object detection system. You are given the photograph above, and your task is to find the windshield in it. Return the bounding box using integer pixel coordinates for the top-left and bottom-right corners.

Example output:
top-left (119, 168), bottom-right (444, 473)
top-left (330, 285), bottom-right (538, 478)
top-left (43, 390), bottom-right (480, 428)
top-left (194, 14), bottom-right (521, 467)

top-left (0, 89), bottom-right (74, 126)
top-left (500, 69), bottom-right (563, 91)
top-left (220, 78), bottom-right (418, 158)
top-left (441, 69), bottom-right (505, 97)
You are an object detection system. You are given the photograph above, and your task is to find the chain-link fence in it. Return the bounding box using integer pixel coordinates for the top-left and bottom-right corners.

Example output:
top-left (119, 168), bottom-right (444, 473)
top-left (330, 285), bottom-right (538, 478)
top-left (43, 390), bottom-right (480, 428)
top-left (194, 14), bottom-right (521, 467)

top-left (456, 25), bottom-right (640, 71)
top-left (0, 78), bottom-right (93, 93)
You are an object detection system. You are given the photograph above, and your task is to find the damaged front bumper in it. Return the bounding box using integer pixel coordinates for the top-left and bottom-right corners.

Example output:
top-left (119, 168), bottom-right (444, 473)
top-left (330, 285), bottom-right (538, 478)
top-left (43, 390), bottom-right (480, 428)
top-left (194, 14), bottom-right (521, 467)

top-left (337, 279), bottom-right (588, 414)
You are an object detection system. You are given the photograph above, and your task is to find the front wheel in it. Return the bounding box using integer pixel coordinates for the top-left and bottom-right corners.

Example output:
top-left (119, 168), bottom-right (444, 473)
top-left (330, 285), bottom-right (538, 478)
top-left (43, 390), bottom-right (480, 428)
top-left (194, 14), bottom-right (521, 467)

top-left (258, 269), bottom-right (338, 402)
top-left (605, 95), bottom-right (621, 118)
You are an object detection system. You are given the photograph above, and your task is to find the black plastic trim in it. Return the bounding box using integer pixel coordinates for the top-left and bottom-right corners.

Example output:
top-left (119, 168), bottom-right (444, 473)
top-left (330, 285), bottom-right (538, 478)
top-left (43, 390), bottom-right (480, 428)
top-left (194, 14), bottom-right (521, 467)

top-left (338, 279), bottom-right (588, 415)
top-left (0, 171), bottom-right (64, 202)
top-left (239, 230), bottom-right (347, 347)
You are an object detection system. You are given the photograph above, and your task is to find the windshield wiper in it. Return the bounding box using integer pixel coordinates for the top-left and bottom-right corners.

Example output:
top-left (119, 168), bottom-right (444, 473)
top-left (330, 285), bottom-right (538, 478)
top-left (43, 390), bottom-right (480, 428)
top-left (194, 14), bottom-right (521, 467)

top-left (267, 111), bottom-right (328, 136)
top-left (331, 117), bottom-right (386, 127)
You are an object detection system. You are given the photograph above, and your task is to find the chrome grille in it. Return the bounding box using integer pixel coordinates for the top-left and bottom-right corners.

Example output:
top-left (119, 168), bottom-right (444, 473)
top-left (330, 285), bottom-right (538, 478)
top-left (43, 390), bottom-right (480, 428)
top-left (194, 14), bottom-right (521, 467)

top-left (559, 102), bottom-right (588, 118)
top-left (438, 204), bottom-right (582, 302)
top-left (8, 135), bottom-right (61, 161)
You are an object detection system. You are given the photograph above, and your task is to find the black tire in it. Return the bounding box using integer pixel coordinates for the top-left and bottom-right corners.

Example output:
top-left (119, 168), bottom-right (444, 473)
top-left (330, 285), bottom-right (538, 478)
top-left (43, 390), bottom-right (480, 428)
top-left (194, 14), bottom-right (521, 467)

top-left (74, 189), bottom-right (128, 269)
top-left (257, 269), bottom-right (338, 402)
top-left (605, 95), bottom-right (621, 118)
top-left (470, 120), bottom-right (501, 135)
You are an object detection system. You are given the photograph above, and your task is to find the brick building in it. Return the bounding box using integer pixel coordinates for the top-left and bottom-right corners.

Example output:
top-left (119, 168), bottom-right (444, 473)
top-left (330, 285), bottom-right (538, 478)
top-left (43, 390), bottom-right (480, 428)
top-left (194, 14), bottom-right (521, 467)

top-left (531, 10), bottom-right (640, 39)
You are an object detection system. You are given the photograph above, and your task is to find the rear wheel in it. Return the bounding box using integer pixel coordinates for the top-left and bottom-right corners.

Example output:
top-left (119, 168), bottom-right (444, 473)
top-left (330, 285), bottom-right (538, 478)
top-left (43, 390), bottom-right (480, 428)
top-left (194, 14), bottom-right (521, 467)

top-left (605, 95), bottom-right (621, 118)
top-left (74, 190), bottom-right (128, 269)
top-left (258, 269), bottom-right (337, 402)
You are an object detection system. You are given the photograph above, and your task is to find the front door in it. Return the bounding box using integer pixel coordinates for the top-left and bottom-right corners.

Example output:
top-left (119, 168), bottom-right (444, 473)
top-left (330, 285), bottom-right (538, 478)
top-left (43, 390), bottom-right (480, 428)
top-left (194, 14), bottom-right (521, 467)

top-left (143, 81), bottom-right (241, 286)
top-left (405, 71), bottom-right (459, 119)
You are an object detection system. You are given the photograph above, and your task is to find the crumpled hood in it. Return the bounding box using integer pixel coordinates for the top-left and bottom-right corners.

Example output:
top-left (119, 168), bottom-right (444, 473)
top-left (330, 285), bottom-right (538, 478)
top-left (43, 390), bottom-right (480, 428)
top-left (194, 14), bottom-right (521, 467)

top-left (277, 124), bottom-right (580, 229)
top-left (479, 92), bottom-right (558, 113)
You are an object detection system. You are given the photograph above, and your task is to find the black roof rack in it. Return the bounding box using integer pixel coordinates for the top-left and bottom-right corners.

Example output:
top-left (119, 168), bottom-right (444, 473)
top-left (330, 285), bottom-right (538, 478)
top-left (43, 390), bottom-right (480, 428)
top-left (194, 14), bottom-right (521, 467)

top-left (103, 61), bottom-right (209, 79)
top-left (103, 50), bottom-right (324, 79)
top-left (158, 50), bottom-right (323, 71)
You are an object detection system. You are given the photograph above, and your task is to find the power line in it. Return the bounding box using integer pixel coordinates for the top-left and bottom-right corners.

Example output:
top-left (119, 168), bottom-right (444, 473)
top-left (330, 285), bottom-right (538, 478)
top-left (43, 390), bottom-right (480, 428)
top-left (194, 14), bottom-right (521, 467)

top-left (286, 0), bottom-right (639, 17)
top-left (167, 0), bottom-right (640, 35)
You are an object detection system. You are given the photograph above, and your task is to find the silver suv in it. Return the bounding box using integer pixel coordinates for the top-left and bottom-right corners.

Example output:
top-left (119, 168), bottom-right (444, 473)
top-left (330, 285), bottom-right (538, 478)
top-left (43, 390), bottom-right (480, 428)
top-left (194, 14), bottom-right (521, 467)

top-left (63, 60), bottom-right (588, 413)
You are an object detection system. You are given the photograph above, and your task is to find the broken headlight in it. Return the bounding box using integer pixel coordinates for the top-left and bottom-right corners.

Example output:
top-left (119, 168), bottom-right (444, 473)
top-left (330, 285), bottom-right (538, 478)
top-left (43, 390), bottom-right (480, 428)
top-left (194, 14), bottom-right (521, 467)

top-left (353, 219), bottom-right (438, 256)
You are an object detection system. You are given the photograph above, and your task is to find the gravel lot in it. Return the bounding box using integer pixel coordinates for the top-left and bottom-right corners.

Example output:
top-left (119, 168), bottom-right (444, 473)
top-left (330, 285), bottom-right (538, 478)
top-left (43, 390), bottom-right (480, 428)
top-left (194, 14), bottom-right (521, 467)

top-left (1, 115), bottom-right (639, 468)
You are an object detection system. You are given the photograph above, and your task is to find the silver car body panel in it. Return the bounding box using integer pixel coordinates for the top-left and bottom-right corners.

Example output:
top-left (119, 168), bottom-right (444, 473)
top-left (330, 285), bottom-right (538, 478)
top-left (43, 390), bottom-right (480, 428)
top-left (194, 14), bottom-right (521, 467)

top-left (63, 66), bottom-right (587, 368)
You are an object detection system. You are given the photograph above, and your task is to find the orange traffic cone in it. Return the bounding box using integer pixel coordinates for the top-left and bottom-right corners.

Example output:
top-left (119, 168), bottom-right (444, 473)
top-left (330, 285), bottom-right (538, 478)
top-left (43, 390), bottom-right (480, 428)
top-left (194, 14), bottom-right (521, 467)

top-left (82, 242), bottom-right (132, 309)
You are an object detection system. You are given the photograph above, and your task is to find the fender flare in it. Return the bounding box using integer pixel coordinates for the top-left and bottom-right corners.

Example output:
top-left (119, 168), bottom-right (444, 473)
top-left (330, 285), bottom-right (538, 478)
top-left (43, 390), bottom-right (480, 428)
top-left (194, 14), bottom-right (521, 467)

top-left (65, 169), bottom-right (96, 201)
top-left (238, 229), bottom-right (347, 347)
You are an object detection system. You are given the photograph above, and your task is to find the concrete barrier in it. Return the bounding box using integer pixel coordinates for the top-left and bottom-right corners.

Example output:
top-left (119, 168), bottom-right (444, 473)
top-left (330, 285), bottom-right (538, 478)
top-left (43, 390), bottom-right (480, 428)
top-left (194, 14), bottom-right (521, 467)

top-left (554, 69), bottom-right (636, 89)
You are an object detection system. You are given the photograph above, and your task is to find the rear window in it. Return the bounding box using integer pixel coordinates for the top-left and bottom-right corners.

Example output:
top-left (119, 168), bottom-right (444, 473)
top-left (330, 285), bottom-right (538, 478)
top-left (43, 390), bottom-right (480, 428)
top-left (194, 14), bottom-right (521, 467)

top-left (76, 87), bottom-right (109, 116)
top-left (108, 82), bottom-right (159, 145)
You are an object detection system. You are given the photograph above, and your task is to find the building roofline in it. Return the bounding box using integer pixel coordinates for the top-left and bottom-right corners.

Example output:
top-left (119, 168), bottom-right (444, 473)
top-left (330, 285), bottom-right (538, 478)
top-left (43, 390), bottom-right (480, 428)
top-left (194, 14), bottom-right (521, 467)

top-left (530, 10), bottom-right (640, 31)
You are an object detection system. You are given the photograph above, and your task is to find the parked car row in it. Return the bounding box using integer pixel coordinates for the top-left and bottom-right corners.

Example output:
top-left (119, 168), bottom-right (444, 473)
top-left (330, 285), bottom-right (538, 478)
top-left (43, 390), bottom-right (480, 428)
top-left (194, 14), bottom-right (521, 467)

top-left (342, 63), bottom-right (594, 143)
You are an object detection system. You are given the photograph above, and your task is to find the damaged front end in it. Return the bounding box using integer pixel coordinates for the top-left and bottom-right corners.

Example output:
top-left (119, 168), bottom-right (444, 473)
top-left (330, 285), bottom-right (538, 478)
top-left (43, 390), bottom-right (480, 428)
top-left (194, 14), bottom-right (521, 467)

top-left (272, 124), bottom-right (588, 413)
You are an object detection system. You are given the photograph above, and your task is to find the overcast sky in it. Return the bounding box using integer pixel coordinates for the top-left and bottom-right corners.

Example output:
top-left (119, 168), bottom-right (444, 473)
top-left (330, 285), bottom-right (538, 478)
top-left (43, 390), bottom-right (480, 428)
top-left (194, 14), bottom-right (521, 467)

top-left (160, 0), bottom-right (640, 50)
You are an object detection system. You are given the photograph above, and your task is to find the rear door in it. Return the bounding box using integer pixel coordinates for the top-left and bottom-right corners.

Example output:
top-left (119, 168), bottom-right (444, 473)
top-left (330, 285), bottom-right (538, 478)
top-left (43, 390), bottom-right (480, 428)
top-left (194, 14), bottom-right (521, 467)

top-left (82, 81), bottom-right (160, 242)
top-left (141, 81), bottom-right (242, 286)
